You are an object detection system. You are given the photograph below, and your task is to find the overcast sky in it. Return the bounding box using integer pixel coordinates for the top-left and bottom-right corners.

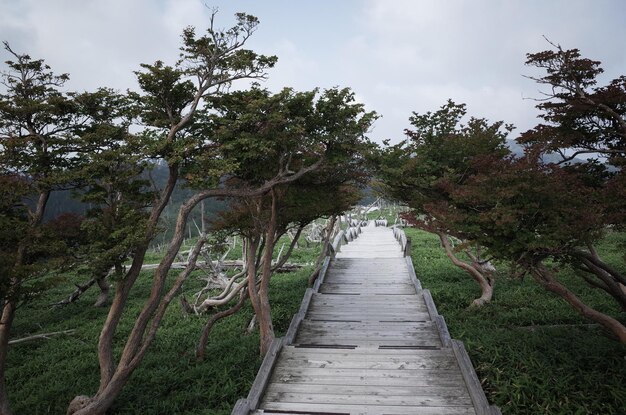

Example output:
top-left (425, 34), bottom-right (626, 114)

top-left (1, 0), bottom-right (625, 143)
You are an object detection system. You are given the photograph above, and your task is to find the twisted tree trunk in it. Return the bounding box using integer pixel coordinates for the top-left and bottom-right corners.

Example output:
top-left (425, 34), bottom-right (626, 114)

top-left (531, 262), bottom-right (626, 344)
top-left (254, 189), bottom-right (278, 356)
top-left (437, 232), bottom-right (495, 307)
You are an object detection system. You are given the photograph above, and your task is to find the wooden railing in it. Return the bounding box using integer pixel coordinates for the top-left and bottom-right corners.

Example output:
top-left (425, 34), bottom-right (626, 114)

top-left (391, 225), bottom-right (412, 257)
top-left (327, 221), bottom-right (363, 258)
top-left (374, 218), bottom-right (388, 227)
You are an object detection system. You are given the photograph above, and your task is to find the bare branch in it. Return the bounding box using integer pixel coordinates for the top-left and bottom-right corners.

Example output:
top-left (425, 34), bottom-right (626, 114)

top-left (9, 329), bottom-right (76, 345)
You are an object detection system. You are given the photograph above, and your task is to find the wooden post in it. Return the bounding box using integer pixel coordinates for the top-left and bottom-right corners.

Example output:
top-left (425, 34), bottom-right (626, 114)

top-left (231, 399), bottom-right (250, 415)
top-left (246, 337), bottom-right (285, 410)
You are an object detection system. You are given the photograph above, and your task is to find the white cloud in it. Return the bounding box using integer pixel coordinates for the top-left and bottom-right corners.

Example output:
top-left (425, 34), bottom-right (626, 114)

top-left (1, 0), bottom-right (624, 144)
top-left (263, 39), bottom-right (321, 92)
top-left (0, 0), bottom-right (210, 92)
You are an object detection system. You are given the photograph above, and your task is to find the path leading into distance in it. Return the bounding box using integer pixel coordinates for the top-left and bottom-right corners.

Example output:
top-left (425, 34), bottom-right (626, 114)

top-left (234, 223), bottom-right (500, 415)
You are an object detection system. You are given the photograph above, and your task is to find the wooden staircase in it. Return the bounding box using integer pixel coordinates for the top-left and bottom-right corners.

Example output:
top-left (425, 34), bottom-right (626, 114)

top-left (232, 222), bottom-right (500, 415)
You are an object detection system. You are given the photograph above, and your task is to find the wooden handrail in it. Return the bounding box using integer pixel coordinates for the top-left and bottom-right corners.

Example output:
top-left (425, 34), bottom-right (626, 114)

top-left (392, 225), bottom-right (411, 257)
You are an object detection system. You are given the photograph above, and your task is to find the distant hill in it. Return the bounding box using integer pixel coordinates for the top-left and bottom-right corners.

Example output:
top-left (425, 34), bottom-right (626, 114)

top-left (506, 139), bottom-right (588, 164)
top-left (44, 162), bottom-right (228, 240)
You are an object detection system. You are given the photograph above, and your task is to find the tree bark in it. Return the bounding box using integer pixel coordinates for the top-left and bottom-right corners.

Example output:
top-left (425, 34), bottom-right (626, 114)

top-left (580, 258), bottom-right (626, 311)
top-left (437, 232), bottom-right (494, 307)
top-left (93, 272), bottom-right (111, 308)
top-left (256, 190), bottom-right (278, 356)
top-left (0, 301), bottom-right (16, 415)
top-left (245, 236), bottom-right (263, 339)
top-left (531, 262), bottom-right (626, 344)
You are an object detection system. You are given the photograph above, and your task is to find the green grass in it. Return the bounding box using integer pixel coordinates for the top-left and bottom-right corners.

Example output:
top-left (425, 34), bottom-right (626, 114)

top-left (406, 228), bottom-right (626, 415)
top-left (7, 251), bottom-right (316, 414)
top-left (9, 225), bottom-right (626, 414)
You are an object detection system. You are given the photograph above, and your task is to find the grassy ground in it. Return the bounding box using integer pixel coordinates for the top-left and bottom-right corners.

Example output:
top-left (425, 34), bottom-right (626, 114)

top-left (8, 227), bottom-right (626, 414)
top-left (406, 228), bottom-right (626, 414)
top-left (7, 246), bottom-right (317, 414)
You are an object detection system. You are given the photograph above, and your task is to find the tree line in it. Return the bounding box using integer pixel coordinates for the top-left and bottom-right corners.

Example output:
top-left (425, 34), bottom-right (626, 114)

top-left (2, 10), bottom-right (625, 414)
top-left (0, 12), bottom-right (376, 415)
top-left (376, 40), bottom-right (626, 345)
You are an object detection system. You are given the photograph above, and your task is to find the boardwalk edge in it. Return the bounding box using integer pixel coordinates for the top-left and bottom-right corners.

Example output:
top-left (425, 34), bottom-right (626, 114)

top-left (232, 225), bottom-right (363, 414)
top-left (396, 225), bottom-right (501, 415)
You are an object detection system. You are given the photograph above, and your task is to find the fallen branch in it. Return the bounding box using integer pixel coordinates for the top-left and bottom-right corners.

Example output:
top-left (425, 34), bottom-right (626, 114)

top-left (140, 259), bottom-right (303, 271)
top-left (196, 290), bottom-right (248, 359)
top-left (9, 329), bottom-right (76, 345)
top-left (516, 323), bottom-right (599, 331)
top-left (53, 279), bottom-right (98, 307)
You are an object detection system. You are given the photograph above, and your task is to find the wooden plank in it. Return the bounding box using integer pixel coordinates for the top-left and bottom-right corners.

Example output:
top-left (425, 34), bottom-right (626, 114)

top-left (294, 337), bottom-right (443, 347)
top-left (318, 282), bottom-right (416, 287)
top-left (314, 256), bottom-right (331, 289)
top-left (319, 284), bottom-right (416, 294)
top-left (307, 305), bottom-right (427, 312)
top-left (324, 275), bottom-right (411, 282)
top-left (304, 313), bottom-right (431, 322)
top-left (296, 328), bottom-right (440, 338)
top-left (306, 308), bottom-right (427, 314)
top-left (284, 315), bottom-right (300, 346)
top-left (311, 295), bottom-right (421, 303)
top-left (297, 324), bottom-right (439, 333)
top-left (262, 390), bottom-right (473, 407)
top-left (276, 357), bottom-right (458, 371)
top-left (325, 271), bottom-right (409, 277)
top-left (272, 366), bottom-right (465, 379)
top-left (266, 382), bottom-right (470, 398)
top-left (298, 320), bottom-right (435, 329)
top-left (270, 371), bottom-right (467, 387)
top-left (332, 257), bottom-right (407, 262)
top-left (246, 337), bottom-right (285, 410)
top-left (261, 402), bottom-right (477, 415)
top-left (337, 248), bottom-right (402, 253)
top-left (280, 347), bottom-right (452, 359)
top-left (326, 272), bottom-right (408, 277)
top-left (306, 307), bottom-right (428, 316)
top-left (294, 340), bottom-right (442, 348)
top-left (309, 297), bottom-right (425, 306)
top-left (283, 345), bottom-right (444, 355)
top-left (308, 303), bottom-right (427, 310)
top-left (331, 262), bottom-right (407, 267)
top-left (295, 327), bottom-right (441, 337)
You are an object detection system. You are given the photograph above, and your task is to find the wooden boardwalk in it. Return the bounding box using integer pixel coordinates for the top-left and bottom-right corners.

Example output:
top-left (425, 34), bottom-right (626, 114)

top-left (233, 223), bottom-right (500, 415)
